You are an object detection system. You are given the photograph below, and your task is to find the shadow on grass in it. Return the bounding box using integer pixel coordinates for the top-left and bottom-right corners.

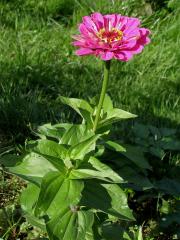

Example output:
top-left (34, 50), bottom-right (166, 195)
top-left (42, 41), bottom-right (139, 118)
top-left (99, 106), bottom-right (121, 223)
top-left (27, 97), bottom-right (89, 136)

top-left (0, 60), bottom-right (179, 144)
top-left (0, 61), bottom-right (99, 143)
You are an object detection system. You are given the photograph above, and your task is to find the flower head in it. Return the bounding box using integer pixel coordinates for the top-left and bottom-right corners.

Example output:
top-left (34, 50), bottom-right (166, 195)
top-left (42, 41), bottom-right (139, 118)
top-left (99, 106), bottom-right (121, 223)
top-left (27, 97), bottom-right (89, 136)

top-left (72, 13), bottom-right (151, 61)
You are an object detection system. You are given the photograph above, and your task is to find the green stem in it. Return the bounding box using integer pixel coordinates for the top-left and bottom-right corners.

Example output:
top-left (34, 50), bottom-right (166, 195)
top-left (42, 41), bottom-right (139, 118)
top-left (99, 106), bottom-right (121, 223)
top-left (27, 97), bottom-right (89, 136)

top-left (93, 60), bottom-right (111, 132)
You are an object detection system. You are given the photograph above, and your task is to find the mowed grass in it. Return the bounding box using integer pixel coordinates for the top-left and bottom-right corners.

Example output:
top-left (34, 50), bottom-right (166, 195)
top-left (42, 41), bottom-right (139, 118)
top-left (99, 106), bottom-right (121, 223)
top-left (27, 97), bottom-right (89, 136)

top-left (0, 0), bottom-right (179, 143)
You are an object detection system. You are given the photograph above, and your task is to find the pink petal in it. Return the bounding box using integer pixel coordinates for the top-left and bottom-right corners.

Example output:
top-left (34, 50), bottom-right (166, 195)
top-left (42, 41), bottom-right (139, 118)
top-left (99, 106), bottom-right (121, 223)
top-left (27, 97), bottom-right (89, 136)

top-left (99, 51), bottom-right (114, 61)
top-left (138, 28), bottom-right (151, 45)
top-left (73, 40), bottom-right (86, 47)
top-left (104, 14), bottom-right (117, 30)
top-left (130, 44), bottom-right (144, 54)
top-left (123, 29), bottom-right (140, 40)
top-left (123, 17), bottom-right (141, 34)
top-left (139, 28), bottom-right (151, 36)
top-left (79, 23), bottom-right (90, 37)
top-left (113, 14), bottom-right (122, 29)
top-left (83, 16), bottom-right (98, 33)
top-left (91, 12), bottom-right (104, 30)
top-left (75, 48), bottom-right (94, 56)
top-left (121, 39), bottom-right (138, 49)
top-left (119, 16), bottom-right (128, 31)
top-left (114, 51), bottom-right (133, 62)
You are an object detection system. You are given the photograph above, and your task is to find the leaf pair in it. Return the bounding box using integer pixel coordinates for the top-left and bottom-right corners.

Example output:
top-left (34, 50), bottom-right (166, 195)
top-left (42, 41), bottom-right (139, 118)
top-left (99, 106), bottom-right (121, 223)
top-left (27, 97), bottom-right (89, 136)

top-left (59, 95), bottom-right (136, 132)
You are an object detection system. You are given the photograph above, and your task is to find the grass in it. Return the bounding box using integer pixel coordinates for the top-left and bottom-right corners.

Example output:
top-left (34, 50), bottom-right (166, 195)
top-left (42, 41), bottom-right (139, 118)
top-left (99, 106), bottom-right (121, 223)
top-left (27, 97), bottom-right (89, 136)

top-left (0, 0), bottom-right (179, 144)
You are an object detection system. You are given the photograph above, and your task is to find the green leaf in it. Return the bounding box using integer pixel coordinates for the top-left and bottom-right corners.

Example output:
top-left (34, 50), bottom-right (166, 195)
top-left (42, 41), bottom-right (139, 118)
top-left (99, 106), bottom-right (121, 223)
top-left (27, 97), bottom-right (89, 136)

top-left (159, 199), bottom-right (171, 215)
top-left (59, 96), bottom-right (93, 115)
top-left (69, 135), bottom-right (99, 160)
top-left (91, 94), bottom-right (113, 113)
top-left (77, 210), bottom-right (94, 240)
top-left (60, 124), bottom-right (94, 146)
top-left (98, 108), bottom-right (136, 129)
top-left (160, 137), bottom-right (180, 151)
top-left (46, 209), bottom-right (94, 240)
top-left (155, 178), bottom-right (180, 196)
top-left (70, 157), bottom-right (124, 183)
top-left (0, 154), bottom-right (23, 167)
top-left (81, 181), bottom-right (134, 221)
top-left (89, 157), bottom-right (123, 182)
top-left (70, 169), bottom-right (112, 182)
top-left (101, 222), bottom-right (130, 240)
top-left (100, 148), bottom-right (153, 190)
top-left (38, 123), bottom-right (73, 140)
top-left (168, 0), bottom-right (180, 10)
top-left (102, 94), bottom-right (114, 112)
top-left (160, 127), bottom-right (176, 137)
top-left (21, 183), bottom-right (46, 231)
top-left (102, 184), bottom-right (135, 220)
top-left (29, 139), bottom-right (68, 161)
top-left (28, 139), bottom-right (71, 168)
top-left (106, 141), bottom-right (126, 152)
top-left (59, 96), bottom-right (93, 125)
top-left (106, 142), bottom-right (151, 170)
top-left (117, 166), bottom-right (153, 190)
top-left (9, 152), bottom-right (58, 185)
top-left (35, 171), bottom-right (84, 217)
top-left (122, 145), bottom-right (151, 170)
top-left (133, 123), bottom-right (150, 139)
top-left (149, 146), bottom-right (165, 159)
top-left (21, 183), bottom-right (39, 213)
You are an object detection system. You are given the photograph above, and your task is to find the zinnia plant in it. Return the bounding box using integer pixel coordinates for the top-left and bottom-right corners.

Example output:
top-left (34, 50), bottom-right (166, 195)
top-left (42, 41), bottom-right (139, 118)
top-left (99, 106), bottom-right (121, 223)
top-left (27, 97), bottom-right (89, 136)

top-left (1, 12), bottom-right (151, 240)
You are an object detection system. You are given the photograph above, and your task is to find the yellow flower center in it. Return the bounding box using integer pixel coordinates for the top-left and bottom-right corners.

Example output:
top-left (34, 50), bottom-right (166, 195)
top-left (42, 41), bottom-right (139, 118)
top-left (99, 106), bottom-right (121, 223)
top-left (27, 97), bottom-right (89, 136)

top-left (97, 28), bottom-right (123, 43)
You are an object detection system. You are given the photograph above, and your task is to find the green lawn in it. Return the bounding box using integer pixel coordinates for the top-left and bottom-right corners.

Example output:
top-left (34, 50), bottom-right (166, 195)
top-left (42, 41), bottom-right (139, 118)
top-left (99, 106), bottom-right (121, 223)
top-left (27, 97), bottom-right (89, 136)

top-left (0, 0), bottom-right (179, 143)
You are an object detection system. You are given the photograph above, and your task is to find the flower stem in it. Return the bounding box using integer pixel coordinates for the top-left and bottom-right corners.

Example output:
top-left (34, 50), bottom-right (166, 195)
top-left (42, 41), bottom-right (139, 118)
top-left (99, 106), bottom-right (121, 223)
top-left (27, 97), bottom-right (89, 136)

top-left (93, 60), bottom-right (111, 132)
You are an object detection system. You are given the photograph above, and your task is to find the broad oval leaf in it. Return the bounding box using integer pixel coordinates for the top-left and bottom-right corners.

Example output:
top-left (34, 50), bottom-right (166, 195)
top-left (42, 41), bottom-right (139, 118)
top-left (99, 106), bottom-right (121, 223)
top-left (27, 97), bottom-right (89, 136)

top-left (101, 222), bottom-right (130, 240)
top-left (98, 108), bottom-right (137, 129)
top-left (81, 181), bottom-right (134, 221)
top-left (0, 154), bottom-right (23, 167)
top-left (69, 135), bottom-right (99, 160)
top-left (102, 94), bottom-right (114, 113)
top-left (59, 96), bottom-right (93, 115)
top-left (9, 152), bottom-right (58, 185)
top-left (21, 183), bottom-right (46, 231)
top-left (60, 124), bottom-right (94, 146)
top-left (59, 96), bottom-right (93, 125)
top-left (28, 139), bottom-right (71, 169)
top-left (105, 141), bottom-right (126, 153)
top-left (155, 178), bottom-right (180, 196)
top-left (46, 209), bottom-right (94, 240)
top-left (102, 184), bottom-right (135, 221)
top-left (35, 171), bottom-right (84, 217)
top-left (106, 141), bottom-right (151, 170)
top-left (70, 157), bottom-right (124, 183)
top-left (28, 139), bottom-right (68, 161)
top-left (117, 166), bottom-right (153, 190)
top-left (121, 144), bottom-right (152, 170)
top-left (89, 157), bottom-right (124, 183)
top-left (38, 123), bottom-right (73, 141)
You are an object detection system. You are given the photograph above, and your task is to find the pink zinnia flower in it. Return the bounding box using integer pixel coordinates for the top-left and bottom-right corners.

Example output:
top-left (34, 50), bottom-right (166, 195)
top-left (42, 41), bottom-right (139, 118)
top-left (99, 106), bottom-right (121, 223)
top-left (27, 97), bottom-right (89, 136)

top-left (73, 13), bottom-right (151, 61)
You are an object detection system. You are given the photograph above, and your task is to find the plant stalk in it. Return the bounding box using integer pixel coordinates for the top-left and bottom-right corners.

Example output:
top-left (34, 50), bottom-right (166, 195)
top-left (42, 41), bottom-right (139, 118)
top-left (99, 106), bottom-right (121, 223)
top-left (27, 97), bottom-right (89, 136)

top-left (93, 60), bottom-right (111, 132)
